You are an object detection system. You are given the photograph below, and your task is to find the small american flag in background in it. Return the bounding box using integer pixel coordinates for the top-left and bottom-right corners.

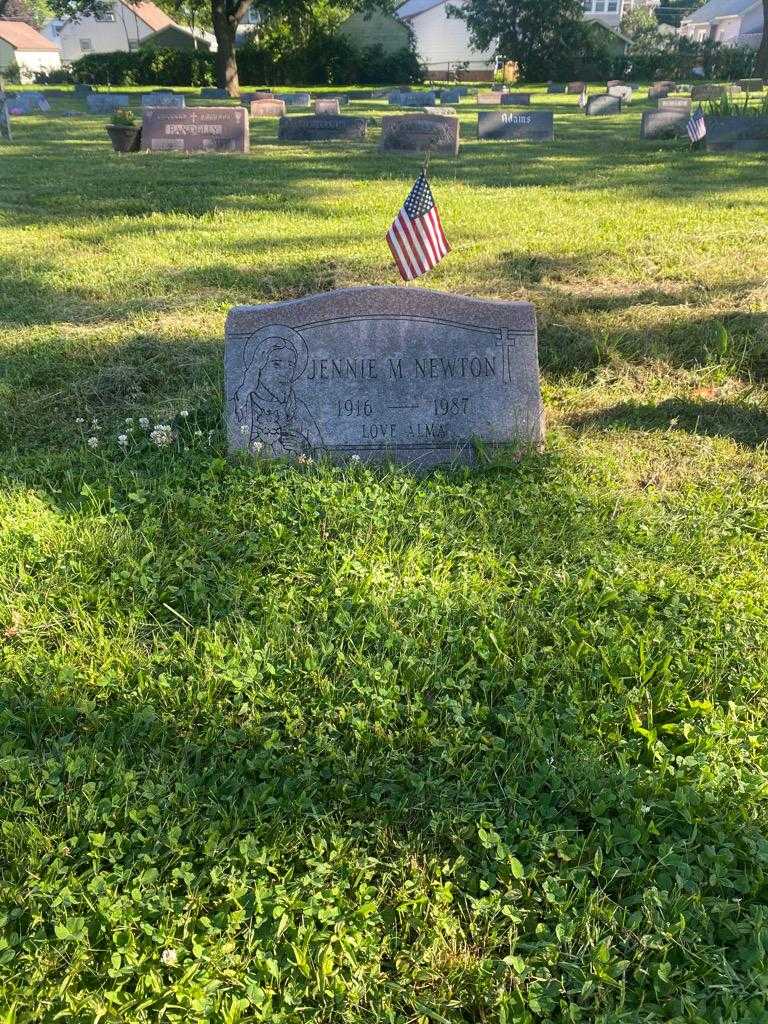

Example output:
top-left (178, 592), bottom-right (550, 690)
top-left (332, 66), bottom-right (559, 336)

top-left (387, 170), bottom-right (450, 281)
top-left (687, 105), bottom-right (707, 143)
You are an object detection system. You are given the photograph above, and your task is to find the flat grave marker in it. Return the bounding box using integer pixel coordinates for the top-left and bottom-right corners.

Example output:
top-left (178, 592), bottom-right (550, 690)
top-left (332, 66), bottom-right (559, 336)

top-left (86, 93), bottom-right (130, 114)
top-left (501, 92), bottom-right (531, 105)
top-left (477, 110), bottom-right (554, 141)
top-left (380, 113), bottom-right (459, 155)
top-left (277, 92), bottom-right (311, 107)
top-left (547, 83), bottom-right (566, 93)
top-left (314, 97), bottom-right (340, 115)
top-left (225, 287), bottom-right (544, 467)
top-left (278, 113), bottom-right (367, 142)
top-left (142, 106), bottom-right (249, 152)
top-left (142, 92), bottom-right (185, 108)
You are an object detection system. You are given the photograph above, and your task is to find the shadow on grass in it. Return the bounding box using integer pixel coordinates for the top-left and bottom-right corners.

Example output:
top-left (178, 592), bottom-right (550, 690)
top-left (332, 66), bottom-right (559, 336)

top-left (568, 397), bottom-right (768, 448)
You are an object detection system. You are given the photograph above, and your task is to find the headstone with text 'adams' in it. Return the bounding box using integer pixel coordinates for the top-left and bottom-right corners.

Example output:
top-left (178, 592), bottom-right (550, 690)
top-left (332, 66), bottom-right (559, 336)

top-left (278, 114), bottom-right (367, 142)
top-left (250, 99), bottom-right (286, 117)
top-left (478, 110), bottom-right (554, 141)
top-left (87, 93), bottom-right (130, 113)
top-left (142, 106), bottom-right (249, 152)
top-left (314, 97), bottom-right (340, 115)
top-left (380, 114), bottom-right (459, 156)
top-left (142, 92), bottom-right (185, 108)
top-left (225, 287), bottom-right (544, 467)
top-left (586, 94), bottom-right (621, 116)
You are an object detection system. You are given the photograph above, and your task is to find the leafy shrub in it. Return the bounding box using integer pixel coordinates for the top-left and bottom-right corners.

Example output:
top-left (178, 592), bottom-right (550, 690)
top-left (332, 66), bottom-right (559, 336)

top-left (628, 33), bottom-right (758, 81)
top-left (34, 67), bottom-right (74, 85)
top-left (71, 48), bottom-right (216, 87)
top-left (3, 60), bottom-right (21, 84)
top-left (110, 107), bottom-right (137, 126)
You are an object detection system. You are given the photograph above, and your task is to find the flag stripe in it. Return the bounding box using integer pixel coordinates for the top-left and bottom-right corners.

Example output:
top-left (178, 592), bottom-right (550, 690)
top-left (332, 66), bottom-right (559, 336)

top-left (399, 211), bottom-right (432, 272)
top-left (393, 215), bottom-right (423, 277)
top-left (386, 170), bottom-right (449, 280)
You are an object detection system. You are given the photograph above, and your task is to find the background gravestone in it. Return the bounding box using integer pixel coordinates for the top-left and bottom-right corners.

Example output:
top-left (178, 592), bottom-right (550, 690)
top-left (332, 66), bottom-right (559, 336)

top-left (691, 84), bottom-right (725, 100)
top-left (87, 94), bottom-right (130, 114)
top-left (250, 99), bottom-right (286, 117)
top-left (423, 106), bottom-right (456, 116)
top-left (476, 91), bottom-right (503, 105)
top-left (325, 94), bottom-right (349, 106)
top-left (142, 106), bottom-right (249, 152)
top-left (659, 96), bottom-right (691, 112)
top-left (738, 79), bottom-right (764, 93)
top-left (225, 287), bottom-right (544, 467)
top-left (278, 114), bottom-right (367, 142)
top-left (706, 115), bottom-right (768, 152)
top-left (390, 92), bottom-right (437, 107)
top-left (0, 91), bottom-right (11, 141)
top-left (442, 88), bottom-right (462, 104)
top-left (277, 92), bottom-right (311, 107)
top-left (640, 109), bottom-right (689, 139)
top-left (547, 83), bottom-right (566, 94)
top-left (314, 97), bottom-right (340, 115)
top-left (201, 87), bottom-right (228, 99)
top-left (648, 84), bottom-right (670, 99)
top-left (566, 82), bottom-right (586, 94)
top-left (586, 94), bottom-right (621, 116)
top-left (501, 93), bottom-right (531, 105)
top-left (74, 83), bottom-right (93, 98)
top-left (608, 85), bottom-right (632, 103)
top-left (142, 93), bottom-right (185, 108)
top-left (380, 113), bottom-right (459, 156)
top-left (9, 92), bottom-right (51, 114)
top-left (478, 110), bottom-right (554, 141)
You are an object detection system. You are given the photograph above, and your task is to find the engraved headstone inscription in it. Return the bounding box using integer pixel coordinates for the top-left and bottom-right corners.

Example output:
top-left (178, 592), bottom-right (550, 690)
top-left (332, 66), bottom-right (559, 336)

top-left (314, 97), bottom-right (340, 115)
top-left (586, 94), bottom-right (621, 116)
top-left (250, 99), bottom-right (286, 117)
top-left (142, 106), bottom-right (249, 152)
top-left (380, 113), bottom-right (460, 156)
top-left (477, 110), bottom-right (554, 141)
top-left (658, 96), bottom-right (691, 112)
top-left (278, 114), bottom-right (367, 142)
top-left (225, 287), bottom-right (544, 467)
top-left (142, 92), bottom-right (185, 108)
top-left (640, 109), bottom-right (689, 139)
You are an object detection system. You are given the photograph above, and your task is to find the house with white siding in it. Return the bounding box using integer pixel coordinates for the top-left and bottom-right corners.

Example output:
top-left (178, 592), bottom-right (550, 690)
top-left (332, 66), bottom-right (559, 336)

top-left (42, 0), bottom-right (174, 63)
top-left (680, 0), bottom-right (763, 48)
top-left (0, 20), bottom-right (61, 81)
top-left (394, 0), bottom-right (495, 78)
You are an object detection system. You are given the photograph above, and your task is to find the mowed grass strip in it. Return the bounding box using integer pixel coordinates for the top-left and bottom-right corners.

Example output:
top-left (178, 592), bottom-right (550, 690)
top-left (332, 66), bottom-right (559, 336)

top-left (1, 88), bottom-right (768, 1022)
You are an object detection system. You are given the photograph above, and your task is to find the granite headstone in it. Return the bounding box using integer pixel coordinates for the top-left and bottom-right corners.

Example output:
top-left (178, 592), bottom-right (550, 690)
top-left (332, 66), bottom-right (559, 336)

top-left (86, 93), bottom-right (130, 114)
top-left (380, 113), bottom-right (459, 155)
top-left (608, 85), bottom-right (632, 103)
top-left (640, 109), bottom-right (689, 139)
top-left (314, 97), bottom-right (340, 115)
top-left (278, 114), bottom-right (367, 141)
top-left (706, 115), bottom-right (768, 151)
top-left (277, 92), bottom-right (311, 106)
top-left (658, 96), bottom-right (691, 112)
top-left (547, 83), bottom-right (566, 94)
top-left (586, 94), bottom-right (621, 116)
top-left (691, 84), bottom-right (725, 100)
top-left (442, 88), bottom-right (462, 104)
top-left (738, 78), bottom-right (764, 93)
top-left (142, 92), bottom-right (185, 108)
top-left (390, 91), bottom-right (437, 107)
top-left (478, 110), bottom-right (554, 141)
top-left (201, 87), bottom-right (229, 99)
top-left (476, 91), bottom-right (503, 104)
top-left (142, 106), bottom-right (249, 152)
top-left (250, 99), bottom-right (287, 117)
top-left (9, 91), bottom-right (51, 114)
top-left (501, 92), bottom-right (531, 105)
top-left (225, 287), bottom-right (544, 466)
top-left (566, 81), bottom-right (587, 94)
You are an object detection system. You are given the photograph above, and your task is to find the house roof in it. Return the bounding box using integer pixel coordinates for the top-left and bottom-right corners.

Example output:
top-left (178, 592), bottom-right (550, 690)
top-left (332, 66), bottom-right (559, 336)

top-left (0, 19), bottom-right (60, 51)
top-left (395, 0), bottom-right (449, 21)
top-left (141, 23), bottom-right (217, 50)
top-left (121, 1), bottom-right (175, 32)
top-left (681, 0), bottom-right (758, 24)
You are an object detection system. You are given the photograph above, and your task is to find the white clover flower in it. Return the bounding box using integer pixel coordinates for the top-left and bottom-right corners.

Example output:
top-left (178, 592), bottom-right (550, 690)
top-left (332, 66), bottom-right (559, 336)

top-left (117, 434), bottom-right (129, 448)
top-left (180, 410), bottom-right (189, 419)
top-left (125, 417), bottom-right (134, 426)
top-left (240, 424), bottom-right (249, 436)
top-left (161, 948), bottom-right (178, 966)
top-left (87, 436), bottom-right (99, 449)
top-left (194, 429), bottom-right (203, 438)
top-left (139, 417), bottom-right (150, 430)
top-left (91, 419), bottom-right (101, 431)
top-left (251, 440), bottom-right (263, 453)
top-left (350, 454), bottom-right (361, 463)
top-left (75, 417), bottom-right (85, 425)
top-left (150, 424), bottom-right (174, 448)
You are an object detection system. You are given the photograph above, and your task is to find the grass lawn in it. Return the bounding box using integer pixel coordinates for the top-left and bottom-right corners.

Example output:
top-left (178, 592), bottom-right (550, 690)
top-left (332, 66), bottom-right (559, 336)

top-left (1, 86), bottom-right (768, 1022)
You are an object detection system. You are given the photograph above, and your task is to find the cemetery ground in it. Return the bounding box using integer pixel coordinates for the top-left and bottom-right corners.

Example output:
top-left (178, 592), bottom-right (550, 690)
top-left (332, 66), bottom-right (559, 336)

top-left (1, 86), bottom-right (768, 1022)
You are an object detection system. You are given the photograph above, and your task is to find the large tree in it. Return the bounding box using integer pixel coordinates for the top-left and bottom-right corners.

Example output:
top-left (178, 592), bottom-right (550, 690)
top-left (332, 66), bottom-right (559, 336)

top-left (0, 0), bottom-right (52, 25)
top-left (447, 0), bottom-right (596, 81)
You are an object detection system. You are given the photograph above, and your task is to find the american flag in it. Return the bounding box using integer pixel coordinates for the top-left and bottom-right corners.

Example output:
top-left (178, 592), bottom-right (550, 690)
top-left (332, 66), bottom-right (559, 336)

top-left (387, 170), bottom-right (450, 281)
top-left (687, 104), bottom-right (706, 144)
